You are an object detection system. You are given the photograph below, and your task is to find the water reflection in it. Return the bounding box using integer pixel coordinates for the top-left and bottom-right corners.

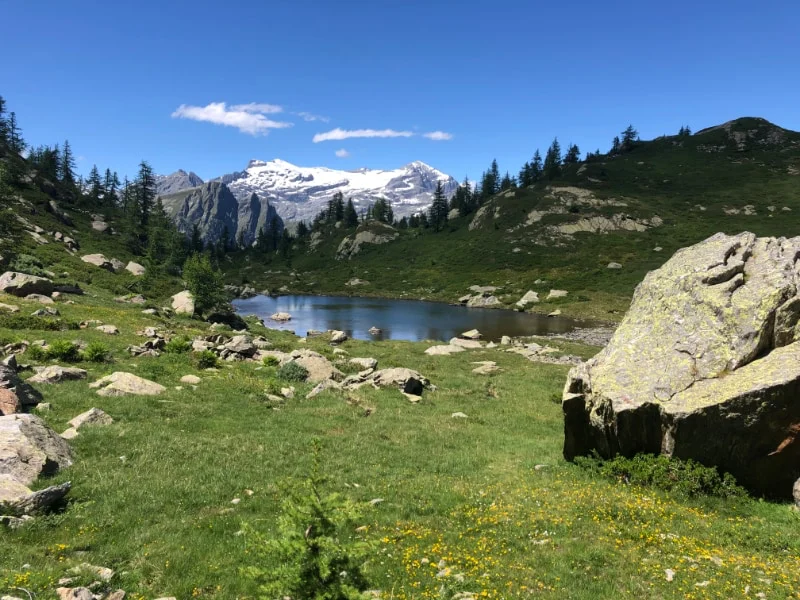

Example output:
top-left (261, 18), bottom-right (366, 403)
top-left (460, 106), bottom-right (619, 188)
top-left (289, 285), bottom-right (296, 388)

top-left (233, 295), bottom-right (589, 342)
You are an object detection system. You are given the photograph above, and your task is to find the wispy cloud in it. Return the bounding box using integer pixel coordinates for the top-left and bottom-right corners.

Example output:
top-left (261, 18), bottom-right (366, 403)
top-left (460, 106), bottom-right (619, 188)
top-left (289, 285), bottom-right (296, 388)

top-left (295, 111), bottom-right (330, 123)
top-left (171, 102), bottom-right (293, 136)
top-left (231, 102), bottom-right (284, 114)
top-left (313, 128), bottom-right (414, 143)
top-left (335, 148), bottom-right (351, 158)
top-left (423, 131), bottom-right (454, 141)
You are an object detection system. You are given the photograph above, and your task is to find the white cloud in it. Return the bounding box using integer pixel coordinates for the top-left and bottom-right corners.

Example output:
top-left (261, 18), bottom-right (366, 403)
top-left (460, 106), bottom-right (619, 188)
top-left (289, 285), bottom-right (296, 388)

top-left (296, 111), bottom-right (330, 123)
top-left (231, 102), bottom-right (284, 114)
top-left (313, 128), bottom-right (414, 143)
top-left (171, 102), bottom-right (293, 136)
top-left (335, 148), bottom-right (351, 158)
top-left (423, 131), bottom-right (453, 141)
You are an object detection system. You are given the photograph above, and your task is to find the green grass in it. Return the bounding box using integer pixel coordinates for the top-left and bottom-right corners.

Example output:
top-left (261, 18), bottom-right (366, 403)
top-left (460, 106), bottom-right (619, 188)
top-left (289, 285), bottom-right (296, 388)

top-left (2, 292), bottom-right (799, 600)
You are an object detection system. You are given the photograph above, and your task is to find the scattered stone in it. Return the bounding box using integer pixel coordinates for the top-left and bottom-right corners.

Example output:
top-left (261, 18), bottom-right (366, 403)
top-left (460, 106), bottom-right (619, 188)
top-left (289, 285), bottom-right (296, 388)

top-left (471, 361), bottom-right (500, 375)
top-left (142, 308), bottom-right (158, 315)
top-left (170, 290), bottom-right (195, 315)
top-left (368, 326), bottom-right (382, 336)
top-left (654, 246), bottom-right (663, 252)
top-left (469, 285), bottom-right (498, 294)
top-left (270, 312), bottom-right (292, 322)
top-left (424, 345), bottom-right (465, 356)
top-left (56, 588), bottom-right (93, 600)
top-left (333, 348), bottom-right (348, 355)
top-left (25, 293), bottom-right (54, 304)
top-left (0, 389), bottom-right (20, 416)
top-left (330, 330), bottom-right (348, 344)
top-left (89, 372), bottom-right (166, 397)
top-left (349, 357), bottom-right (378, 370)
top-left (60, 428), bottom-right (79, 440)
top-left (34, 403), bottom-right (50, 412)
top-left (306, 330), bottom-right (324, 337)
top-left (31, 307), bottom-right (59, 316)
top-left (91, 220), bottom-right (109, 232)
top-left (306, 379), bottom-right (342, 399)
top-left (449, 337), bottom-right (482, 349)
top-left (107, 591), bottom-right (126, 600)
top-left (220, 335), bottom-right (257, 360)
top-left (281, 350), bottom-right (343, 383)
top-left (125, 261), bottom-right (145, 276)
top-left (28, 365), bottom-right (87, 384)
top-left (80, 253), bottom-right (115, 271)
top-left (371, 368), bottom-right (429, 396)
top-left (451, 412), bottom-right (468, 419)
top-left (548, 309), bottom-right (562, 317)
top-left (547, 289), bottom-right (568, 300)
top-left (607, 262), bottom-right (623, 269)
top-left (461, 329), bottom-right (482, 340)
top-left (345, 278), bottom-right (369, 286)
top-left (1, 363), bottom-right (42, 411)
top-left (68, 408), bottom-right (113, 430)
top-left (96, 324), bottom-right (120, 335)
top-left (281, 387), bottom-right (295, 399)
top-left (0, 414), bottom-right (73, 486)
top-left (563, 232), bottom-right (800, 497)
top-left (793, 477), bottom-right (800, 509)
top-left (180, 375), bottom-right (201, 385)
top-left (0, 303), bottom-right (20, 313)
top-left (466, 294), bottom-right (501, 308)
top-left (501, 336), bottom-right (512, 345)
top-left (110, 258), bottom-right (125, 272)
top-left (515, 290), bottom-right (540, 308)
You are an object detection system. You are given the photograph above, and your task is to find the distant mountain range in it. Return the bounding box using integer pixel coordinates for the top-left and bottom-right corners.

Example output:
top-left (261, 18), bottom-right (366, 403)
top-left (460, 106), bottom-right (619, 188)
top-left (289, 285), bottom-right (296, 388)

top-left (155, 159), bottom-right (459, 232)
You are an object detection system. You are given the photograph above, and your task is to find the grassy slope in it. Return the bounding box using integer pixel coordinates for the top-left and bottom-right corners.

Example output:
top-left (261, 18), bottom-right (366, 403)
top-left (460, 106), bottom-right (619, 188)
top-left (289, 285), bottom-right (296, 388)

top-left (226, 118), bottom-right (800, 322)
top-left (2, 120), bottom-right (800, 599)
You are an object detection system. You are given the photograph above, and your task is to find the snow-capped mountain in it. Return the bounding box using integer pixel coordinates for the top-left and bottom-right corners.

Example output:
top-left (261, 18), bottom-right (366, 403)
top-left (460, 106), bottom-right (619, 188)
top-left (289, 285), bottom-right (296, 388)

top-left (215, 159), bottom-right (458, 221)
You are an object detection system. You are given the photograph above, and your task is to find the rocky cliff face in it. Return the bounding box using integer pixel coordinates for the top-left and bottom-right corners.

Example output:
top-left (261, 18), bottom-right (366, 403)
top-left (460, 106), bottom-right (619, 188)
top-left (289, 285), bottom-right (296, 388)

top-left (562, 232), bottom-right (800, 497)
top-left (160, 181), bottom-right (282, 246)
top-left (155, 169), bottom-right (204, 196)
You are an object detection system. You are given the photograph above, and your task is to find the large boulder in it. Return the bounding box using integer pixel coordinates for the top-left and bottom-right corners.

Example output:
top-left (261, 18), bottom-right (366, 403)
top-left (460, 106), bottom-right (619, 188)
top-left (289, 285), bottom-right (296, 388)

top-left (562, 232), bottom-right (800, 497)
top-left (280, 350), bottom-right (343, 383)
top-left (171, 290), bottom-right (195, 315)
top-left (0, 414), bottom-right (73, 486)
top-left (125, 261), bottom-right (146, 276)
top-left (337, 222), bottom-right (399, 259)
top-left (89, 372), bottom-right (166, 397)
top-left (1, 364), bottom-right (42, 414)
top-left (0, 272), bottom-right (54, 297)
top-left (81, 254), bottom-right (114, 271)
top-left (28, 365), bottom-right (88, 385)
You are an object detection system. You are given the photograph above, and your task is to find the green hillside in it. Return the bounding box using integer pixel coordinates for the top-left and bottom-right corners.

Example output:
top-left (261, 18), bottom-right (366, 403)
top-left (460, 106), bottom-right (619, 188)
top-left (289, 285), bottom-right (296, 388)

top-left (225, 117), bottom-right (800, 321)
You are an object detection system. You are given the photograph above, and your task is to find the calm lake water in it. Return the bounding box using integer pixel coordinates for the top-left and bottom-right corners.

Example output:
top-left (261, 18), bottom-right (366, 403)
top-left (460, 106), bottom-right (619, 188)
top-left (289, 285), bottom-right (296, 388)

top-left (233, 295), bottom-right (589, 342)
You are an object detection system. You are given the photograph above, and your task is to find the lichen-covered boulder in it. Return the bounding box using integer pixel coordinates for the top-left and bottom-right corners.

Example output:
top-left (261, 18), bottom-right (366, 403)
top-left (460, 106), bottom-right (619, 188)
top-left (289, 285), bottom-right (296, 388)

top-left (0, 414), bottom-right (73, 486)
top-left (0, 272), bottom-right (54, 297)
top-left (563, 232), bottom-right (800, 497)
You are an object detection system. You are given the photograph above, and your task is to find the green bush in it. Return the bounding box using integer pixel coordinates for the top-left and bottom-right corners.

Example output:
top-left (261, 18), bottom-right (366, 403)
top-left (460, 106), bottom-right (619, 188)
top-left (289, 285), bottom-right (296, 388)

top-left (164, 336), bottom-right (192, 354)
top-left (278, 361), bottom-right (308, 382)
top-left (10, 254), bottom-right (49, 278)
top-left (242, 439), bottom-right (372, 600)
top-left (575, 453), bottom-right (746, 498)
top-left (0, 314), bottom-right (80, 331)
top-left (262, 355), bottom-right (280, 367)
top-left (183, 253), bottom-right (227, 315)
top-left (25, 344), bottom-right (47, 361)
top-left (82, 342), bottom-right (110, 363)
top-left (46, 340), bottom-right (81, 362)
top-left (194, 349), bottom-right (218, 369)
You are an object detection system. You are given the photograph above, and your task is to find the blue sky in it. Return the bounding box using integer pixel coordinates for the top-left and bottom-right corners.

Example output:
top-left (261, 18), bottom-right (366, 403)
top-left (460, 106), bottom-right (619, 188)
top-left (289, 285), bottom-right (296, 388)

top-left (3, 0), bottom-right (799, 182)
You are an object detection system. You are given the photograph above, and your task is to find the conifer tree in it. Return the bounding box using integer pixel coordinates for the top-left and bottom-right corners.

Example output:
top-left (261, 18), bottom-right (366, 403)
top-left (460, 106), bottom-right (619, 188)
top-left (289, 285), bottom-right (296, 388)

top-left (296, 221), bottom-right (309, 238)
top-left (428, 181), bottom-right (449, 231)
top-left (88, 165), bottom-right (102, 201)
top-left (344, 198), bottom-right (359, 227)
top-left (544, 138), bottom-right (562, 180)
top-left (564, 144), bottom-right (581, 164)
top-left (621, 125), bottom-right (639, 151)
top-left (60, 140), bottom-right (76, 186)
top-left (611, 136), bottom-right (621, 154)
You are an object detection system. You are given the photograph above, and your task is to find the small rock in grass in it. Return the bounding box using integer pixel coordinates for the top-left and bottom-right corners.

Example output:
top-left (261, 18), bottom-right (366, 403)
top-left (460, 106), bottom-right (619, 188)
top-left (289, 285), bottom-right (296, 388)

top-left (180, 375), bottom-right (201, 385)
top-left (451, 412), bottom-right (468, 419)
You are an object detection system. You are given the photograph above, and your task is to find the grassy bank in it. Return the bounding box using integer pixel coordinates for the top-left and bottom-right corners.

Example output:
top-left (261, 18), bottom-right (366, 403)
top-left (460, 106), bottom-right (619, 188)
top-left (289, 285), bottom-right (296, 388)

top-left (2, 292), bottom-right (799, 600)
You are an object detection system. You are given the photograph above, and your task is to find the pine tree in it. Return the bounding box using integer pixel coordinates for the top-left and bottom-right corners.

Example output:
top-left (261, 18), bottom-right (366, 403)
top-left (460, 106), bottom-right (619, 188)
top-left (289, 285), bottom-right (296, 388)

top-left (0, 96), bottom-right (7, 143)
top-left (88, 165), bottom-right (102, 201)
top-left (544, 138), bottom-right (562, 180)
top-left (428, 181), bottom-right (449, 231)
top-left (564, 143), bottom-right (581, 164)
top-left (60, 140), bottom-right (76, 186)
top-left (611, 136), bottom-right (621, 154)
top-left (621, 125), bottom-right (639, 151)
top-left (344, 198), bottom-right (359, 227)
top-left (7, 113), bottom-right (24, 155)
top-left (296, 221), bottom-right (309, 238)
top-left (499, 171), bottom-right (514, 191)
top-left (531, 150), bottom-right (543, 182)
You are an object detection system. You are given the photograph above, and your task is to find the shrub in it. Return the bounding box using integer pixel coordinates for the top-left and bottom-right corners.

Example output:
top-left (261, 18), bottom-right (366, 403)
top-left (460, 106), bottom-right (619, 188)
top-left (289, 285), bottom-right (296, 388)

top-left (46, 340), bottom-right (81, 362)
top-left (10, 254), bottom-right (48, 278)
top-left (242, 439), bottom-right (372, 600)
top-left (264, 377), bottom-right (282, 396)
top-left (183, 253), bottom-right (227, 315)
top-left (575, 453), bottom-right (746, 498)
top-left (195, 349), bottom-right (218, 369)
top-left (82, 342), bottom-right (110, 363)
top-left (164, 336), bottom-right (192, 354)
top-left (262, 355), bottom-right (280, 367)
top-left (25, 344), bottom-right (47, 361)
top-left (0, 314), bottom-right (80, 331)
top-left (278, 361), bottom-right (308, 382)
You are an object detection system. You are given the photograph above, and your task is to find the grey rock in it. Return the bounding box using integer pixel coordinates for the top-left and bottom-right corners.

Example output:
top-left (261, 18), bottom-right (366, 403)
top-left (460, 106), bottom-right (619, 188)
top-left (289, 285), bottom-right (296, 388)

top-left (3, 481), bottom-right (71, 516)
top-left (281, 350), bottom-right (343, 383)
top-left (563, 232), bottom-right (800, 497)
top-left (96, 324), bottom-right (119, 335)
top-left (0, 414), bottom-right (73, 486)
top-left (25, 293), bottom-right (54, 304)
top-left (349, 357), bottom-right (378, 370)
top-left (329, 330), bottom-right (348, 344)
top-left (337, 222), bottom-right (399, 259)
top-left (607, 262), bottom-right (623, 269)
top-left (547, 289), bottom-right (568, 299)
top-left (0, 272), bottom-right (54, 297)
top-left (515, 290), bottom-right (540, 308)
top-left (461, 329), bottom-right (482, 340)
top-left (80, 253), bottom-right (114, 271)
top-left (424, 344), bottom-right (465, 356)
top-left (89, 372), bottom-right (166, 397)
top-left (28, 365), bottom-right (87, 384)
top-left (69, 408), bottom-right (113, 430)
top-left (171, 290), bottom-right (195, 315)
top-left (125, 261), bottom-right (145, 276)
